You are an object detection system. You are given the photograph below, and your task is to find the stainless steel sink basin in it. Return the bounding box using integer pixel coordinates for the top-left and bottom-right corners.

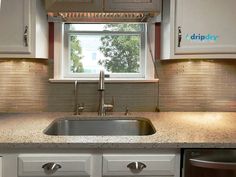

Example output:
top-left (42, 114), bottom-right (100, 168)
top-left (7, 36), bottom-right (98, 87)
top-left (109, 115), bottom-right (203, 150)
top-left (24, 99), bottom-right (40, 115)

top-left (44, 117), bottom-right (156, 136)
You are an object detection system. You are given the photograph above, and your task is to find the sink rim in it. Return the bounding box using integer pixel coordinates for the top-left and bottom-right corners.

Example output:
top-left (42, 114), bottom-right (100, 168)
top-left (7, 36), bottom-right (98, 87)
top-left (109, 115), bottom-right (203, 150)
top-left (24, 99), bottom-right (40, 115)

top-left (43, 116), bottom-right (156, 136)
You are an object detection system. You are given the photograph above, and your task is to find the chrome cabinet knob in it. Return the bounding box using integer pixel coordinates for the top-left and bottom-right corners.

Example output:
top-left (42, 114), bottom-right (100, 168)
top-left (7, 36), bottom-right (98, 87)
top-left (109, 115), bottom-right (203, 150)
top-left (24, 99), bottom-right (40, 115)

top-left (42, 162), bottom-right (61, 174)
top-left (127, 162), bottom-right (147, 172)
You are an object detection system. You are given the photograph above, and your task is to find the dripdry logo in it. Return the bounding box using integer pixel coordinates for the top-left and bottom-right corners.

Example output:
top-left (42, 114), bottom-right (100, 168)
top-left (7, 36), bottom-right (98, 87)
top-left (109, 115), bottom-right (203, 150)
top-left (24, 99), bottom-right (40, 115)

top-left (186, 33), bottom-right (219, 42)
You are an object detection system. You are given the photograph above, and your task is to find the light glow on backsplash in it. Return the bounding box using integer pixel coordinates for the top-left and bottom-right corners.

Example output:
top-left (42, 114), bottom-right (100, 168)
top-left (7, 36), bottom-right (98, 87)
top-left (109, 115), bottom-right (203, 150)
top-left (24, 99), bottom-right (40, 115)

top-left (0, 59), bottom-right (49, 112)
top-left (0, 59), bottom-right (236, 112)
top-left (157, 59), bottom-right (236, 112)
top-left (0, 59), bottom-right (158, 112)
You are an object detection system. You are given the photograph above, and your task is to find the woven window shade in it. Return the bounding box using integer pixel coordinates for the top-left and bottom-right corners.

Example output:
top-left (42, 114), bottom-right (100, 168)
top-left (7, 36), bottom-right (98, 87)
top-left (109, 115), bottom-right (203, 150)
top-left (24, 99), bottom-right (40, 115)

top-left (48, 12), bottom-right (156, 22)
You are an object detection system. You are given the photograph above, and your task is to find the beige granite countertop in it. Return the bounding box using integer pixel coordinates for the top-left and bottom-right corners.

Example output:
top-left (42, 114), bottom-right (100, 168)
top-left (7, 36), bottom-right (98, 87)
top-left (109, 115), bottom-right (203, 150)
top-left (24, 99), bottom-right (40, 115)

top-left (0, 112), bottom-right (235, 149)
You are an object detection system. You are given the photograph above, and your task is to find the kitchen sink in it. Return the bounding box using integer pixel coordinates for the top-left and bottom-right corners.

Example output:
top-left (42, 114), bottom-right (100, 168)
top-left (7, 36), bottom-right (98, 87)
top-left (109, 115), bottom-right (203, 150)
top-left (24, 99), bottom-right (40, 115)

top-left (43, 117), bottom-right (156, 136)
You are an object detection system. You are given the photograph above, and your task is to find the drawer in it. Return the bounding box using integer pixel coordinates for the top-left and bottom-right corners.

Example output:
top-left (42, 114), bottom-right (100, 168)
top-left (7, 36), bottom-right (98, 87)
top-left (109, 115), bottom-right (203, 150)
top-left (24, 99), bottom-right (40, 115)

top-left (103, 154), bottom-right (176, 176)
top-left (18, 154), bottom-right (91, 176)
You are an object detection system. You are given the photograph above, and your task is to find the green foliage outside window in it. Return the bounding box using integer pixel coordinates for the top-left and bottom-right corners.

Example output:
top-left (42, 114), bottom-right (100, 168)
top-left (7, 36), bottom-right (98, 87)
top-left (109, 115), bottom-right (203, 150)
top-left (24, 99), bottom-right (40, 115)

top-left (99, 24), bottom-right (141, 73)
top-left (69, 24), bottom-right (141, 74)
top-left (70, 36), bottom-right (84, 73)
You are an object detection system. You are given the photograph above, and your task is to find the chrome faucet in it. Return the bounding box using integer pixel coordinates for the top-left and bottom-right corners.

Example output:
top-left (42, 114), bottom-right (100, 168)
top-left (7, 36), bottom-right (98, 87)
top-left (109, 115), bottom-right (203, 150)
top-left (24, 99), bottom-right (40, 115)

top-left (98, 70), bottom-right (114, 116)
top-left (74, 80), bottom-right (84, 115)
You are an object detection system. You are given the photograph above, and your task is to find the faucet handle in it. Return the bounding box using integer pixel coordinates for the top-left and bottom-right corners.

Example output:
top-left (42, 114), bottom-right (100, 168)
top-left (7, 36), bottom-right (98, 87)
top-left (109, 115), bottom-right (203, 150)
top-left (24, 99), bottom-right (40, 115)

top-left (105, 97), bottom-right (115, 112)
top-left (76, 103), bottom-right (84, 115)
top-left (125, 106), bottom-right (130, 115)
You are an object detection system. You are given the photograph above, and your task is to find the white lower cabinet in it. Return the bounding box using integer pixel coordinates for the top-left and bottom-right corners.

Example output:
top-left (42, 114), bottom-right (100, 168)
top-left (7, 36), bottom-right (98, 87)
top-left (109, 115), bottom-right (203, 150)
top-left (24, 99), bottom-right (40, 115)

top-left (1, 151), bottom-right (180, 177)
top-left (103, 154), bottom-right (178, 177)
top-left (18, 154), bottom-right (91, 177)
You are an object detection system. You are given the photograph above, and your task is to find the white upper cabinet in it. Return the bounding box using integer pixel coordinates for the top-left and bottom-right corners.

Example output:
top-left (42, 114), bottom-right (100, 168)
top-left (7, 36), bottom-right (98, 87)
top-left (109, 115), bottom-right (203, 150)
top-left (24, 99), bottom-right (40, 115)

top-left (104, 0), bottom-right (161, 12)
top-left (45, 0), bottom-right (103, 12)
top-left (175, 0), bottom-right (236, 55)
top-left (0, 0), bottom-right (30, 54)
top-left (161, 0), bottom-right (236, 59)
top-left (0, 0), bottom-right (48, 58)
top-left (45, 0), bottom-right (161, 13)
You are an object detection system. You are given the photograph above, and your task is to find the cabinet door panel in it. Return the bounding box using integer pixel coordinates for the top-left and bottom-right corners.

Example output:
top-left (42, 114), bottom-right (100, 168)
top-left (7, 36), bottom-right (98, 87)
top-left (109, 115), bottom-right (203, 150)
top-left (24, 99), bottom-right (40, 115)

top-left (0, 0), bottom-right (31, 54)
top-left (104, 0), bottom-right (161, 12)
top-left (103, 154), bottom-right (176, 176)
top-left (45, 0), bottom-right (103, 12)
top-left (175, 0), bottom-right (236, 54)
top-left (18, 154), bottom-right (91, 176)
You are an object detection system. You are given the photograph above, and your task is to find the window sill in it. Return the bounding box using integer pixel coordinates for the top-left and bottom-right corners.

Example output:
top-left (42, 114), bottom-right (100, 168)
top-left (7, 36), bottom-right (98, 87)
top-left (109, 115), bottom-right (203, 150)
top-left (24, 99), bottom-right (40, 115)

top-left (49, 78), bottom-right (159, 83)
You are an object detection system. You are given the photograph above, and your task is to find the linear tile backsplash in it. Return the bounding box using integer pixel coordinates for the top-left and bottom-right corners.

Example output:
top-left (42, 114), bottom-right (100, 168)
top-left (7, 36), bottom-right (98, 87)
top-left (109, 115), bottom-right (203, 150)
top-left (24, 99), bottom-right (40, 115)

top-left (157, 59), bottom-right (236, 111)
top-left (0, 59), bottom-right (236, 112)
top-left (0, 59), bottom-right (158, 112)
top-left (0, 59), bottom-right (49, 112)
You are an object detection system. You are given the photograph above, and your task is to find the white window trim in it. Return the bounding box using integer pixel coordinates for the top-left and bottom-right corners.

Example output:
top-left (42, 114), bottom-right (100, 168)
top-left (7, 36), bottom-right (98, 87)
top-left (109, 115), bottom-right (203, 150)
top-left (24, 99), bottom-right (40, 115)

top-left (52, 22), bottom-right (157, 83)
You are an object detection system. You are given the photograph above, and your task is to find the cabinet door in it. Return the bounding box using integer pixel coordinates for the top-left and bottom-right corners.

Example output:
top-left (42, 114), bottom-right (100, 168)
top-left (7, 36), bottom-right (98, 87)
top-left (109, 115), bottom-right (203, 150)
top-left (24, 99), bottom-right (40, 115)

top-left (18, 154), bottom-right (91, 176)
top-left (45, 0), bottom-right (103, 12)
top-left (103, 154), bottom-right (176, 176)
top-left (104, 0), bottom-right (161, 12)
top-left (175, 0), bottom-right (236, 55)
top-left (0, 0), bottom-right (31, 54)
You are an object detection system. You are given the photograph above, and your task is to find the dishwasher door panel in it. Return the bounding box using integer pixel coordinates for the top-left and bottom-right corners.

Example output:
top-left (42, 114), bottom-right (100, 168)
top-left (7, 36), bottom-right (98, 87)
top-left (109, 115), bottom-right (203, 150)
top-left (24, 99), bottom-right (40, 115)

top-left (183, 149), bottom-right (236, 177)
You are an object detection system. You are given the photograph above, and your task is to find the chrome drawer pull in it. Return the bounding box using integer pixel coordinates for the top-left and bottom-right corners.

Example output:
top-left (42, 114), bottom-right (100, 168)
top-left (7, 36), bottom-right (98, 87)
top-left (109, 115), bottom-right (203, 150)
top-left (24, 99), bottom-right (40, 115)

top-left (23, 25), bottom-right (28, 47)
top-left (178, 26), bottom-right (182, 47)
top-left (127, 162), bottom-right (147, 172)
top-left (42, 162), bottom-right (61, 174)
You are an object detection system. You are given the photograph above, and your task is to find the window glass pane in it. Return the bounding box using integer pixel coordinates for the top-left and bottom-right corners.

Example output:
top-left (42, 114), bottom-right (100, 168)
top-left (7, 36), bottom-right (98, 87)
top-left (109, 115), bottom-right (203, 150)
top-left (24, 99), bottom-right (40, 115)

top-left (66, 23), bottom-right (145, 77)
top-left (68, 23), bottom-right (144, 32)
top-left (69, 33), bottom-right (141, 74)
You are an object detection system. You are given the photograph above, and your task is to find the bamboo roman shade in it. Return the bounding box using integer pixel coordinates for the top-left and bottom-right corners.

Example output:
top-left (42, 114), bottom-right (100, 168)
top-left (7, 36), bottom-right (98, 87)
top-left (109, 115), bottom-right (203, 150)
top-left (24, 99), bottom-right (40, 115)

top-left (48, 12), bottom-right (156, 22)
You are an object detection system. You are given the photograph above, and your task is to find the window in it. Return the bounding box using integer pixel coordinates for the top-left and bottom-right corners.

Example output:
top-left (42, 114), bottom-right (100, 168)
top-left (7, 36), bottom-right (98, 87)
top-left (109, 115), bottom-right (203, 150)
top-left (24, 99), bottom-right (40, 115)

top-left (53, 22), bottom-right (156, 81)
top-left (64, 23), bottom-right (146, 79)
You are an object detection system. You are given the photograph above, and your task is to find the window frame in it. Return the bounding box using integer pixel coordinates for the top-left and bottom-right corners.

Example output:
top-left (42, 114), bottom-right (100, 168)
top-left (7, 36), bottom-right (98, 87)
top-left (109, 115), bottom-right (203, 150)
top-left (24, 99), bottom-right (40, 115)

top-left (64, 23), bottom-right (146, 79)
top-left (52, 22), bottom-right (156, 82)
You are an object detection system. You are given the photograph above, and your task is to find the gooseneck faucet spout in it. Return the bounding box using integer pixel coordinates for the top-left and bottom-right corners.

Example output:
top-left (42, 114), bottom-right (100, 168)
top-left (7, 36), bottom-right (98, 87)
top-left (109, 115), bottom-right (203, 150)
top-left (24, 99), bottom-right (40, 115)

top-left (98, 70), bottom-right (105, 116)
top-left (98, 70), bottom-right (114, 116)
top-left (98, 70), bottom-right (105, 91)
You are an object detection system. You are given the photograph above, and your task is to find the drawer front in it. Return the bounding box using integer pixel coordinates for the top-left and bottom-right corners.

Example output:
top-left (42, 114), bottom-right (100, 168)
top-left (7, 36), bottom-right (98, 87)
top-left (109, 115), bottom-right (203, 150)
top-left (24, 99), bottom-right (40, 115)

top-left (103, 154), bottom-right (176, 176)
top-left (18, 154), bottom-right (91, 176)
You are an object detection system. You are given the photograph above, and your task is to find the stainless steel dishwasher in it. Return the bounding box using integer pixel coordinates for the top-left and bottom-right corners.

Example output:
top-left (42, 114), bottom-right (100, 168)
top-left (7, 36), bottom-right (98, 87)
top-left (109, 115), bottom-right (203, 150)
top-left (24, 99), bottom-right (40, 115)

top-left (182, 149), bottom-right (236, 177)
